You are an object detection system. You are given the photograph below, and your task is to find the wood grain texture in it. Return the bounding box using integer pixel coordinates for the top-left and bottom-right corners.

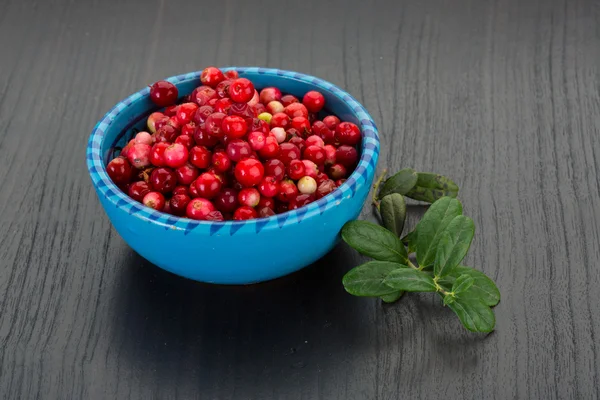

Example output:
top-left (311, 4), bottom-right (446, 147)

top-left (1, 0), bottom-right (599, 398)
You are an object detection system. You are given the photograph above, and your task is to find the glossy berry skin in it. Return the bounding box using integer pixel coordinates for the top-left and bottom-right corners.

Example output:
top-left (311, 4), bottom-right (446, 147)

top-left (266, 100), bottom-right (284, 114)
top-left (301, 160), bottom-right (319, 179)
top-left (195, 172), bottom-right (222, 199)
top-left (235, 158), bottom-right (264, 187)
top-left (323, 115), bottom-right (340, 131)
top-left (175, 134), bottom-right (194, 149)
top-left (215, 188), bottom-right (239, 213)
top-left (154, 125), bottom-right (178, 143)
top-left (270, 113), bottom-right (291, 129)
top-left (163, 143), bottom-right (189, 168)
top-left (253, 103), bottom-right (266, 115)
top-left (224, 70), bottom-right (239, 80)
top-left (193, 86), bottom-right (217, 106)
top-left (258, 206), bottom-right (275, 218)
top-left (206, 210), bottom-right (225, 221)
top-left (259, 87), bottom-right (282, 104)
top-left (311, 120), bottom-right (335, 143)
top-left (247, 131), bottom-right (266, 150)
top-left (297, 176), bottom-right (317, 194)
top-left (211, 151), bottom-right (231, 173)
top-left (329, 163), bottom-right (347, 180)
top-left (176, 102), bottom-right (199, 125)
top-left (302, 91), bottom-right (326, 113)
top-left (258, 196), bottom-right (275, 210)
top-left (143, 191), bottom-right (166, 210)
top-left (186, 198), bottom-right (217, 220)
top-left (127, 143), bottom-right (152, 169)
top-left (279, 142), bottom-right (301, 165)
top-left (149, 81), bottom-right (178, 107)
top-left (303, 145), bottom-right (326, 166)
top-left (189, 146), bottom-right (211, 169)
top-left (214, 98), bottom-right (233, 114)
top-left (128, 181), bottom-right (151, 202)
top-left (335, 145), bottom-right (358, 167)
top-left (281, 94), bottom-right (299, 107)
top-left (189, 178), bottom-right (200, 198)
top-left (224, 140), bottom-right (251, 163)
top-left (180, 122), bottom-right (196, 137)
top-left (233, 206), bottom-right (258, 221)
top-left (316, 179), bottom-right (337, 199)
top-left (135, 131), bottom-right (153, 145)
top-left (264, 159), bottom-right (285, 181)
top-left (229, 78), bottom-right (255, 103)
top-left (170, 194), bottom-right (191, 216)
top-left (258, 136), bottom-right (280, 159)
top-left (277, 180), bottom-right (299, 202)
top-left (107, 157), bottom-right (133, 184)
top-left (173, 185), bottom-right (190, 196)
top-left (229, 102), bottom-right (254, 120)
top-left (192, 105), bottom-right (214, 124)
top-left (193, 127), bottom-right (219, 147)
top-left (221, 115), bottom-right (248, 138)
top-left (166, 116), bottom-right (181, 131)
top-left (150, 143), bottom-right (169, 167)
top-left (287, 160), bottom-right (306, 180)
top-left (164, 105), bottom-right (178, 117)
top-left (238, 188), bottom-right (260, 207)
top-left (335, 122), bottom-right (361, 145)
top-left (305, 135), bottom-right (325, 148)
top-left (147, 112), bottom-right (167, 133)
top-left (315, 172), bottom-right (329, 185)
top-left (150, 167), bottom-right (177, 193)
top-left (248, 90), bottom-right (260, 106)
top-left (200, 67), bottom-right (225, 88)
top-left (289, 193), bottom-right (315, 210)
top-left (284, 103), bottom-right (309, 119)
top-left (288, 136), bottom-right (306, 153)
top-left (204, 112), bottom-right (227, 137)
top-left (250, 118), bottom-right (270, 134)
top-left (258, 176), bottom-right (278, 197)
top-left (215, 79), bottom-right (232, 99)
top-left (176, 163), bottom-right (199, 185)
top-left (269, 127), bottom-right (286, 143)
top-left (323, 144), bottom-right (337, 165)
top-left (291, 117), bottom-right (311, 135)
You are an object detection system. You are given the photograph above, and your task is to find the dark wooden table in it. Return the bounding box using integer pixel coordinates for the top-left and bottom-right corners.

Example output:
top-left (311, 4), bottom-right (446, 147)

top-left (2, 0), bottom-right (599, 398)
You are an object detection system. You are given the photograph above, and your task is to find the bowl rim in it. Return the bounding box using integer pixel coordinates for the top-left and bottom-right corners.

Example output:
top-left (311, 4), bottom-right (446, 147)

top-left (86, 67), bottom-right (380, 234)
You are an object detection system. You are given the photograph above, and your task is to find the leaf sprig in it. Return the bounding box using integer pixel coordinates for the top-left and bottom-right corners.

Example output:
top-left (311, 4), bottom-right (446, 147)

top-left (341, 168), bottom-right (500, 333)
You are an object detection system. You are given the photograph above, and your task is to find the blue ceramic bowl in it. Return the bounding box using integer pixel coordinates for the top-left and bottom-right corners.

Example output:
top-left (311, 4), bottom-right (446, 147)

top-left (87, 67), bottom-right (380, 284)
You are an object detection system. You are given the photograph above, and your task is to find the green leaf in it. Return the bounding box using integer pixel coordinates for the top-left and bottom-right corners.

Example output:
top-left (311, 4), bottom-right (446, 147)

top-left (440, 266), bottom-right (500, 306)
top-left (378, 168), bottom-right (418, 198)
top-left (443, 294), bottom-right (455, 306)
top-left (380, 291), bottom-right (404, 303)
top-left (433, 215), bottom-right (475, 277)
top-left (342, 221), bottom-right (408, 264)
top-left (401, 230), bottom-right (417, 253)
top-left (405, 172), bottom-right (459, 203)
top-left (383, 268), bottom-right (437, 292)
top-left (415, 197), bottom-right (463, 267)
top-left (380, 194), bottom-right (407, 237)
top-left (452, 274), bottom-right (475, 295)
top-left (446, 292), bottom-right (495, 332)
top-left (342, 261), bottom-right (406, 297)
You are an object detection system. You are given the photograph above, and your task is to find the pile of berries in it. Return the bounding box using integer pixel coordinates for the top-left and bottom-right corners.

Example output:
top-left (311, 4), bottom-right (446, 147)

top-left (106, 67), bottom-right (361, 221)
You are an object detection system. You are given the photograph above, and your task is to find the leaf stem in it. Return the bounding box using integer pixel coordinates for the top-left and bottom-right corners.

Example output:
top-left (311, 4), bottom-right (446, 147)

top-left (433, 276), bottom-right (453, 297)
top-left (372, 168), bottom-right (388, 208)
top-left (407, 259), bottom-right (419, 270)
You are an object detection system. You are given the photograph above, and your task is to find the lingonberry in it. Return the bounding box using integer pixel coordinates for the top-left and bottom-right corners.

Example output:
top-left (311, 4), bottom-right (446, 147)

top-left (193, 126), bottom-right (219, 147)
top-left (297, 176), bottom-right (317, 194)
top-left (329, 163), bottom-right (348, 180)
top-left (303, 145), bottom-right (326, 166)
top-left (257, 112), bottom-right (272, 124)
top-left (211, 151), bottom-right (231, 172)
top-left (284, 103), bottom-right (309, 119)
top-left (315, 172), bottom-right (329, 185)
top-left (253, 103), bottom-right (266, 115)
top-left (287, 160), bottom-right (306, 180)
top-left (128, 181), bottom-right (151, 202)
top-left (226, 139), bottom-right (252, 162)
top-left (289, 193), bottom-right (315, 210)
top-left (224, 70), bottom-right (239, 80)
top-left (173, 185), bottom-right (190, 196)
top-left (150, 167), bottom-right (177, 193)
top-left (247, 131), bottom-right (266, 151)
top-left (248, 90), bottom-right (260, 106)
top-left (175, 134), bottom-right (194, 149)
top-left (154, 125), bottom-right (178, 143)
top-left (204, 112), bottom-right (226, 137)
top-left (215, 79), bottom-right (232, 99)
top-left (250, 117), bottom-right (270, 134)
top-left (258, 136), bottom-right (280, 159)
top-left (166, 116), bottom-right (181, 130)
top-left (316, 179), bottom-right (337, 199)
top-left (206, 210), bottom-right (225, 221)
top-left (163, 143), bottom-right (189, 168)
top-left (258, 206), bottom-right (275, 218)
top-left (189, 178), bottom-right (200, 198)
top-left (279, 142), bottom-right (301, 165)
top-left (335, 122), bottom-right (361, 145)
top-left (323, 115), bottom-right (340, 131)
top-left (312, 120), bottom-right (335, 143)
top-left (176, 163), bottom-right (199, 185)
top-left (335, 145), bottom-right (358, 167)
top-left (176, 102), bottom-right (199, 125)
top-left (281, 94), bottom-right (299, 107)
top-left (170, 193), bottom-right (191, 216)
top-left (127, 143), bottom-right (152, 169)
top-left (234, 158), bottom-right (264, 187)
top-left (301, 160), bottom-right (319, 178)
top-left (193, 86), bottom-right (217, 106)
top-left (288, 136), bottom-right (306, 153)
top-left (215, 188), bottom-right (239, 213)
top-left (258, 176), bottom-right (278, 197)
top-left (269, 127), bottom-right (286, 143)
top-left (164, 105), bottom-right (178, 117)
top-left (186, 198), bottom-right (217, 220)
top-left (238, 188), bottom-right (260, 207)
top-left (229, 78), bottom-right (255, 103)
top-left (200, 67), bottom-right (225, 88)
top-left (260, 87), bottom-right (282, 104)
top-left (107, 157), bottom-right (133, 184)
top-left (181, 122), bottom-right (196, 137)
top-left (221, 115), bottom-right (248, 138)
top-left (192, 105), bottom-right (214, 125)
top-left (336, 179), bottom-right (346, 187)
top-left (143, 191), bottom-right (166, 210)
top-left (147, 112), bottom-right (167, 133)
top-left (323, 144), bottom-right (337, 165)
top-left (291, 117), bottom-right (311, 135)
top-left (258, 196), bottom-right (275, 210)
top-left (150, 80), bottom-right (178, 107)
top-left (195, 172), bottom-right (222, 199)
top-left (276, 202), bottom-right (289, 214)
top-left (229, 102), bottom-right (254, 119)
top-left (134, 131), bottom-right (153, 146)
top-left (264, 159), bottom-right (286, 181)
top-left (233, 206), bottom-right (258, 221)
top-left (266, 100), bottom-right (284, 114)
top-left (277, 180), bottom-right (299, 202)
top-left (270, 113), bottom-right (291, 129)
top-left (189, 146), bottom-right (211, 169)
top-left (214, 98), bottom-right (233, 114)
top-left (163, 201), bottom-right (173, 214)
top-left (150, 142), bottom-right (169, 166)
top-left (302, 91), bottom-right (326, 113)
top-left (305, 135), bottom-right (325, 148)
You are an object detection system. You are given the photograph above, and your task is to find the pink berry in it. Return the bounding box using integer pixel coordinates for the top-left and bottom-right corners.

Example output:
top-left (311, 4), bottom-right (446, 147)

top-left (301, 160), bottom-right (319, 179)
top-left (264, 159), bottom-right (286, 181)
top-left (248, 131), bottom-right (267, 151)
top-left (281, 95), bottom-right (299, 107)
top-left (260, 87), bottom-right (282, 104)
top-left (335, 145), bottom-right (358, 167)
top-left (206, 210), bottom-right (225, 221)
top-left (302, 91), bottom-right (325, 113)
top-left (266, 101), bottom-right (284, 114)
top-left (176, 163), bottom-right (199, 185)
top-left (323, 115), bottom-right (340, 131)
top-left (107, 157), bottom-right (133, 184)
top-left (147, 112), bottom-right (167, 133)
top-left (238, 188), bottom-right (261, 207)
top-left (287, 160), bottom-right (306, 180)
top-left (323, 144), bottom-right (337, 165)
top-left (284, 103), bottom-right (308, 119)
top-left (305, 135), bottom-right (325, 148)
top-left (195, 172), bottom-right (222, 199)
top-left (229, 78), bottom-right (255, 103)
top-left (186, 198), bottom-right (217, 220)
top-left (127, 143), bottom-right (152, 169)
top-left (235, 158), bottom-right (264, 187)
top-left (150, 167), bottom-right (177, 193)
top-left (215, 188), bottom-right (239, 213)
top-left (135, 131), bottom-right (153, 145)
top-left (149, 81), bottom-right (178, 107)
top-left (258, 176), bottom-right (279, 197)
top-left (226, 139), bottom-right (253, 162)
top-left (316, 179), bottom-right (337, 199)
top-left (233, 206), bottom-right (257, 220)
top-left (335, 122), bottom-right (361, 145)
top-left (143, 191), bottom-right (166, 210)
top-left (247, 90), bottom-right (260, 106)
top-left (200, 67), bottom-right (225, 88)
top-left (269, 127), bottom-right (286, 143)
top-left (163, 143), bottom-right (189, 168)
top-left (297, 176), bottom-right (317, 194)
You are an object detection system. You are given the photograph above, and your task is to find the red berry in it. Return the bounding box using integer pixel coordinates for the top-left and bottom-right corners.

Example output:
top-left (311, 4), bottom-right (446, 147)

top-left (147, 112), bottom-right (167, 133)
top-left (192, 105), bottom-right (214, 124)
top-left (291, 117), bottom-right (311, 135)
top-left (128, 181), bottom-right (151, 202)
top-left (238, 188), bottom-right (260, 207)
top-left (302, 160), bottom-right (319, 179)
top-left (150, 143), bottom-right (169, 167)
top-left (329, 163), bottom-right (347, 180)
top-left (173, 185), bottom-right (190, 196)
top-left (258, 136), bottom-right (280, 159)
top-left (264, 159), bottom-right (286, 181)
top-left (281, 94), bottom-right (299, 107)
top-left (176, 163), bottom-right (199, 185)
top-left (154, 125), bottom-right (178, 143)
top-left (289, 193), bottom-right (315, 210)
top-left (336, 179), bottom-right (346, 187)
top-left (107, 157), bottom-right (133, 184)
top-left (303, 145), bottom-right (326, 166)
top-left (258, 176), bottom-right (278, 197)
top-left (189, 178), bottom-right (200, 198)
top-left (316, 179), bottom-right (337, 199)
top-left (214, 98), bottom-right (233, 114)
top-left (224, 70), bottom-right (239, 79)
top-left (250, 117), bottom-right (270, 134)
top-left (258, 196), bottom-right (275, 210)
top-left (193, 126), bottom-right (219, 147)
top-left (200, 67), bottom-right (225, 88)
top-left (323, 115), bottom-right (340, 131)
top-left (195, 172), bottom-right (222, 199)
top-left (164, 105), bottom-right (178, 117)
top-left (335, 122), bottom-right (361, 145)
top-left (186, 198), bottom-right (217, 220)
top-left (258, 207), bottom-right (275, 218)
top-left (277, 179), bottom-right (299, 202)
top-left (163, 143), bottom-right (188, 168)
top-left (127, 143), bottom-right (152, 169)
top-left (311, 120), bottom-right (335, 144)
top-left (175, 134), bottom-right (194, 149)
top-left (276, 202), bottom-right (289, 214)
top-left (266, 101), bottom-right (284, 114)
top-left (211, 151), bottom-right (231, 172)
top-left (229, 78), bottom-right (255, 103)
top-left (170, 194), bottom-right (191, 216)
top-left (143, 191), bottom-right (166, 210)
top-left (233, 206), bottom-right (257, 220)
top-left (166, 116), bottom-right (181, 130)
top-left (305, 135), bottom-right (324, 148)
top-left (204, 112), bottom-right (226, 137)
top-left (215, 188), bottom-right (239, 213)
top-left (176, 102), bottom-right (199, 125)
top-left (189, 146), bottom-right (211, 169)
top-left (234, 158), bottom-right (264, 187)
top-left (315, 172), bottom-right (329, 185)
top-left (221, 115), bottom-right (248, 138)
top-left (162, 200), bottom-right (172, 214)
top-left (181, 122), bottom-right (196, 137)
top-left (206, 210), bottom-right (225, 221)
top-left (247, 90), bottom-right (260, 106)
top-left (279, 142), bottom-right (301, 165)
top-left (223, 139), bottom-right (250, 163)
top-left (287, 160), bottom-right (305, 180)
top-left (270, 113), bottom-right (291, 129)
top-left (302, 91), bottom-right (326, 113)
top-left (323, 144), bottom-right (337, 165)
top-left (288, 136), bottom-right (306, 153)
top-left (248, 131), bottom-right (266, 150)
top-left (335, 145), bottom-right (358, 167)
top-left (150, 167), bottom-right (177, 193)
top-left (284, 103), bottom-right (309, 119)
top-left (149, 81), bottom-right (178, 107)
top-left (259, 87), bottom-right (282, 104)
top-left (192, 86), bottom-right (217, 106)
top-left (229, 102), bottom-right (254, 120)
top-left (215, 79), bottom-right (233, 99)
top-left (253, 103), bottom-right (266, 115)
